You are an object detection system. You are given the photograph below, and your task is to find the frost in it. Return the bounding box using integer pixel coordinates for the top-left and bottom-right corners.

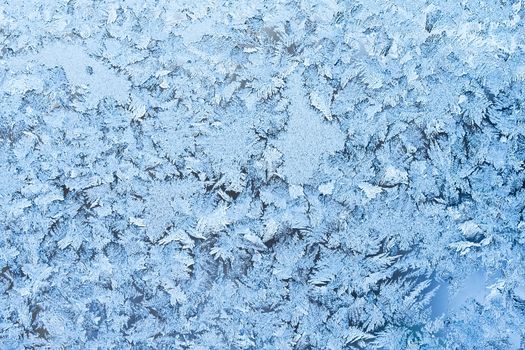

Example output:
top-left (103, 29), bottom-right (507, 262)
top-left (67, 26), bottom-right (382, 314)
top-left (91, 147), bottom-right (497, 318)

top-left (318, 182), bottom-right (334, 196)
top-left (288, 184), bottom-right (304, 199)
top-left (1, 0), bottom-right (524, 348)
top-left (36, 43), bottom-right (130, 107)
top-left (274, 72), bottom-right (345, 184)
top-left (382, 166), bottom-right (409, 186)
top-left (359, 182), bottom-right (383, 200)
top-left (129, 217), bottom-right (146, 228)
top-left (459, 220), bottom-right (482, 239)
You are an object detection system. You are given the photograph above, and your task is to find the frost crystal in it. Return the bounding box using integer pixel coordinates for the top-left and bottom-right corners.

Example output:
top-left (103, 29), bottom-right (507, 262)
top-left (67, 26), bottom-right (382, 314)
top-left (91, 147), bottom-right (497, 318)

top-left (1, 1), bottom-right (524, 349)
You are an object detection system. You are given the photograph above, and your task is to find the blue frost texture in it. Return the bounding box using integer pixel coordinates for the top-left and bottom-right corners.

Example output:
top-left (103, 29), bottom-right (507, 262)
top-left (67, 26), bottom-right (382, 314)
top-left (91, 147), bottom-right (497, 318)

top-left (0, 1), bottom-right (524, 349)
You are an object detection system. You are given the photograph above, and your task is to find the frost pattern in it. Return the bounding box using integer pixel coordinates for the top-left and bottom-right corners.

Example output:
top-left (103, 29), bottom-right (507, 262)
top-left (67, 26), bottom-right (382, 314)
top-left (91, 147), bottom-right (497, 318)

top-left (1, 1), bottom-right (525, 349)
